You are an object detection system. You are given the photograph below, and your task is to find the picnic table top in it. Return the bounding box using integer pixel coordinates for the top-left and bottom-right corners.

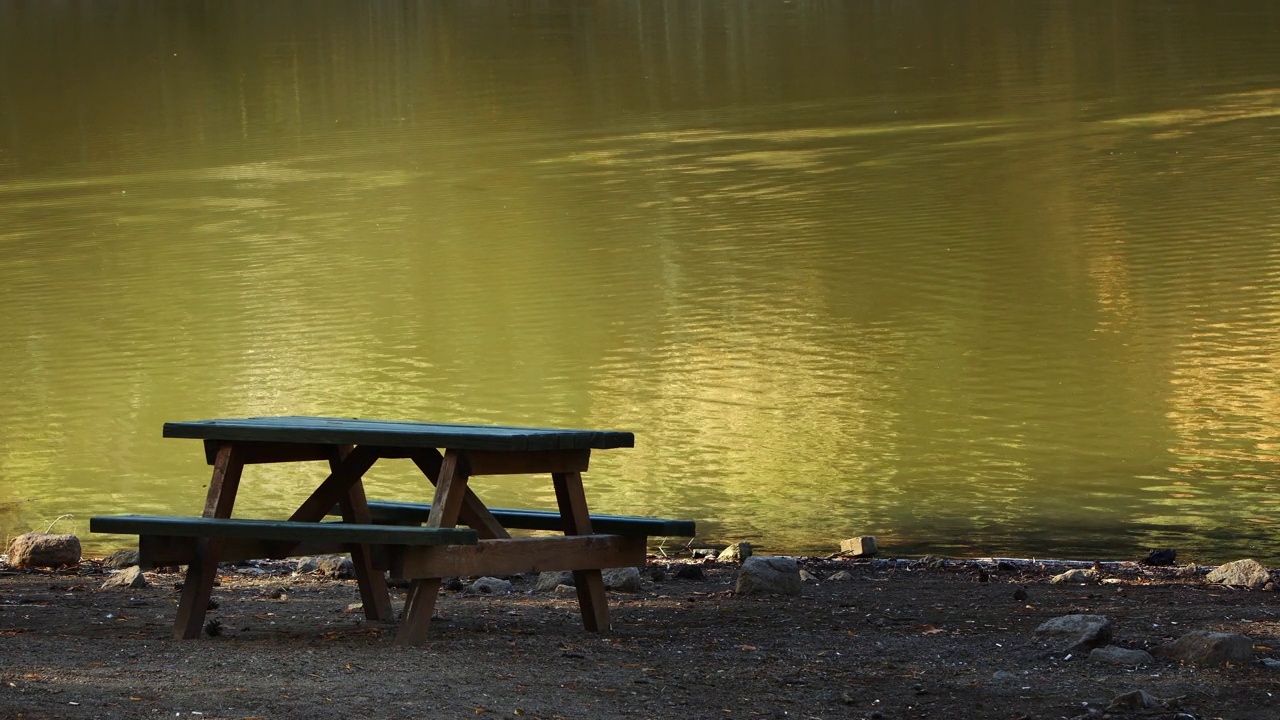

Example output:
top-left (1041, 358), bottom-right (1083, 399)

top-left (162, 416), bottom-right (635, 452)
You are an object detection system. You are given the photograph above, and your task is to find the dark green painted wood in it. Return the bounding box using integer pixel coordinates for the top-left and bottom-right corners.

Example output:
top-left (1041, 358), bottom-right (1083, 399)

top-left (163, 417), bottom-right (635, 452)
top-left (90, 515), bottom-right (478, 546)
top-left (343, 501), bottom-right (696, 537)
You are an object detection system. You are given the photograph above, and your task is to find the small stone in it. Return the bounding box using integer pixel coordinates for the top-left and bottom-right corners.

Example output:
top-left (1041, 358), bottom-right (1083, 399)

top-left (100, 566), bottom-right (147, 590)
top-left (839, 536), bottom-right (878, 557)
top-left (602, 567), bottom-right (643, 592)
top-left (991, 671), bottom-right (1017, 683)
top-left (798, 568), bottom-right (819, 583)
top-left (734, 556), bottom-right (802, 596)
top-left (1049, 569), bottom-right (1098, 584)
top-left (1035, 614), bottom-right (1113, 653)
top-left (717, 542), bottom-right (752, 564)
top-left (294, 557), bottom-right (319, 574)
top-left (313, 556), bottom-right (355, 579)
top-left (649, 567), bottom-right (666, 582)
top-left (1154, 630), bottom-right (1255, 666)
top-left (7, 533), bottom-right (81, 569)
top-left (1205, 559), bottom-right (1271, 589)
top-left (102, 549), bottom-right (140, 569)
top-left (552, 584), bottom-right (577, 595)
top-left (672, 564), bottom-right (704, 581)
top-left (1107, 689), bottom-right (1163, 711)
top-left (1139, 548), bottom-right (1177, 566)
top-left (536, 571), bottom-right (575, 593)
top-left (826, 570), bottom-right (855, 582)
top-left (1088, 645), bottom-right (1155, 666)
top-left (344, 602), bottom-right (364, 614)
top-left (466, 577), bottom-right (514, 594)
top-left (1260, 658), bottom-right (1280, 671)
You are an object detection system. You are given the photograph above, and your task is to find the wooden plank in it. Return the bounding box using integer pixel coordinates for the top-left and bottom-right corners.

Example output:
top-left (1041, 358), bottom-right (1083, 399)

top-left (288, 444), bottom-right (380, 523)
top-left (355, 501), bottom-right (696, 537)
top-left (410, 450), bottom-right (510, 540)
top-left (89, 516), bottom-right (478, 545)
top-left (175, 443), bottom-right (245, 639)
top-left (554, 471), bottom-right (610, 632)
top-left (137, 535), bottom-right (400, 567)
top-left (392, 535), bottom-right (646, 578)
top-left (164, 416), bottom-right (635, 452)
top-left (461, 449), bottom-right (591, 475)
top-left (332, 445), bottom-right (393, 622)
top-left (201, 440), bottom-right (334, 466)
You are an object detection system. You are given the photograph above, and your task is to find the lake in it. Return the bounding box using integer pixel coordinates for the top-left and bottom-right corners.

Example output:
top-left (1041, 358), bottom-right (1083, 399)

top-left (2, 1), bottom-right (1277, 562)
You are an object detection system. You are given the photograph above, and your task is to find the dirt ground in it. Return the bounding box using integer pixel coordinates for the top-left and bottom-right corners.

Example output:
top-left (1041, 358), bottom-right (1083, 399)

top-left (2, 554), bottom-right (1278, 720)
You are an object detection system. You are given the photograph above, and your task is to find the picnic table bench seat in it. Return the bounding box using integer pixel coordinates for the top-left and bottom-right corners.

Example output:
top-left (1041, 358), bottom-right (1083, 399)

top-left (341, 500), bottom-right (696, 538)
top-left (89, 514), bottom-right (478, 567)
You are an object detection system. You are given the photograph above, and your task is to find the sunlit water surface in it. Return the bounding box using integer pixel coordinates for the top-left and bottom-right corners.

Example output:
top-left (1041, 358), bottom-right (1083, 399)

top-left (2, 2), bottom-right (1278, 562)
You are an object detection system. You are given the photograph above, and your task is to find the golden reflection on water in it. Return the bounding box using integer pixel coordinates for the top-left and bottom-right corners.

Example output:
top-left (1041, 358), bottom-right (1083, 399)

top-left (1, 1), bottom-right (1279, 561)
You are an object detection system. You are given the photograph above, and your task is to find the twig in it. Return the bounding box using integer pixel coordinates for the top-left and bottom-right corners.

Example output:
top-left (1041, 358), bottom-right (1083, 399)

top-left (45, 514), bottom-right (75, 534)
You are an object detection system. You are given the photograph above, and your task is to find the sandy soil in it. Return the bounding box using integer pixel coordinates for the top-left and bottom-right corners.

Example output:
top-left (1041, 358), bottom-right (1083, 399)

top-left (2, 555), bottom-right (1278, 720)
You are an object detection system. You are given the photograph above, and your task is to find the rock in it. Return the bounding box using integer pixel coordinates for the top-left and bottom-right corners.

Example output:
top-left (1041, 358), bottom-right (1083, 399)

top-left (649, 566), bottom-right (666, 582)
top-left (102, 549), bottom-right (140, 569)
top-left (466, 577), bottom-right (514, 594)
top-left (826, 570), bottom-right (855, 582)
top-left (312, 556), bottom-right (355, 579)
top-left (991, 671), bottom-right (1018, 683)
top-left (344, 602), bottom-right (365, 614)
top-left (1034, 614), bottom-right (1112, 653)
top-left (1049, 569), bottom-right (1098, 584)
top-left (1205, 559), bottom-right (1271, 589)
top-left (552, 584), bottom-right (576, 596)
top-left (1154, 630), bottom-right (1255, 666)
top-left (1139, 548), bottom-right (1177, 566)
top-left (672, 564), bottom-right (705, 581)
top-left (7, 533), bottom-right (81, 569)
top-left (798, 568), bottom-right (819, 583)
top-left (536, 571), bottom-right (575, 592)
top-left (1107, 689), bottom-right (1164, 711)
top-left (839, 536), bottom-right (878, 557)
top-left (717, 542), bottom-right (752, 564)
top-left (602, 567), bottom-right (643, 592)
top-left (100, 566), bottom-right (147, 589)
top-left (1088, 645), bottom-right (1154, 666)
top-left (734, 556), bottom-right (802, 596)
top-left (1261, 658), bottom-right (1280, 671)
top-left (1176, 563), bottom-right (1202, 578)
top-left (690, 548), bottom-right (719, 559)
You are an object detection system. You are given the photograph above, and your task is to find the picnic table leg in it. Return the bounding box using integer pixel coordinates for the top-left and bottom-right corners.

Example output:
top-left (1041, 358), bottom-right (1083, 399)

top-left (397, 449), bottom-right (469, 646)
top-left (329, 445), bottom-right (393, 622)
top-left (553, 470), bottom-right (611, 633)
top-left (174, 442), bottom-right (243, 640)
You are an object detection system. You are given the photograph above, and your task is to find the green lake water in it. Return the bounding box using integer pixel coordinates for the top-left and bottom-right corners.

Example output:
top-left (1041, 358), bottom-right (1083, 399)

top-left (2, 1), bottom-right (1278, 562)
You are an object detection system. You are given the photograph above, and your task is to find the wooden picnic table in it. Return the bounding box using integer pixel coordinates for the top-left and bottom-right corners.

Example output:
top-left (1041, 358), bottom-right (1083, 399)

top-left (115, 416), bottom-right (648, 645)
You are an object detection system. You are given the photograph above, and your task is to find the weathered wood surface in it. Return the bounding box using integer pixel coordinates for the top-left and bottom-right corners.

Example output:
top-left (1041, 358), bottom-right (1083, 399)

top-left (89, 515), bottom-right (478, 546)
top-left (164, 416), bottom-right (634, 452)
top-left (353, 500), bottom-right (697, 537)
top-left (393, 535), bottom-right (647, 578)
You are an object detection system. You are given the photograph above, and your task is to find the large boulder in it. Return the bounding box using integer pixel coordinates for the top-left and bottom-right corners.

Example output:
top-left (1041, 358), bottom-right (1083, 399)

top-left (734, 556), bottom-right (802, 596)
top-left (1205, 559), bottom-right (1271, 589)
top-left (7, 533), bottom-right (81, 569)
